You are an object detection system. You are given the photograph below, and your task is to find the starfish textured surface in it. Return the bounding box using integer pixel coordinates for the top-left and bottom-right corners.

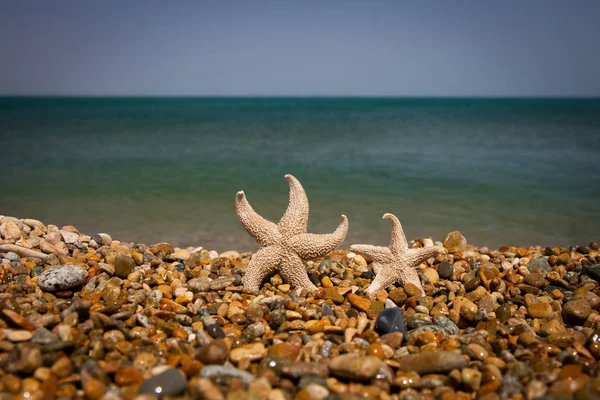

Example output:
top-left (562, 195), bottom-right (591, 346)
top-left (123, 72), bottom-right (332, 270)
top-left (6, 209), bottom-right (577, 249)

top-left (351, 213), bottom-right (444, 296)
top-left (236, 174), bottom-right (348, 291)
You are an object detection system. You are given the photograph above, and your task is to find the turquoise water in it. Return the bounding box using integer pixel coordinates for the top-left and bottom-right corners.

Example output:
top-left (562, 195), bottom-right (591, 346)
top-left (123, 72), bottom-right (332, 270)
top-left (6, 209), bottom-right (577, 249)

top-left (1, 97), bottom-right (599, 251)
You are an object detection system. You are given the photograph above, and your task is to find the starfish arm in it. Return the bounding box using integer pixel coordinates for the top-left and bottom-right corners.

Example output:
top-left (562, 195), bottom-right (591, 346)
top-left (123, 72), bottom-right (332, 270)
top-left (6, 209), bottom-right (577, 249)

top-left (279, 250), bottom-right (317, 291)
top-left (236, 191), bottom-right (281, 247)
top-left (365, 266), bottom-right (398, 295)
top-left (242, 246), bottom-right (282, 291)
top-left (408, 246), bottom-right (445, 265)
top-left (287, 215), bottom-right (348, 259)
top-left (383, 213), bottom-right (409, 255)
top-left (349, 244), bottom-right (393, 264)
top-left (278, 174), bottom-right (309, 236)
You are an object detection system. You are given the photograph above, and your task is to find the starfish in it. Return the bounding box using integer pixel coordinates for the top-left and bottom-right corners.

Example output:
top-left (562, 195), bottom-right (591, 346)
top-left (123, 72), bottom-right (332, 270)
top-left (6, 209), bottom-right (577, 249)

top-left (350, 213), bottom-right (444, 296)
top-left (236, 174), bottom-right (348, 291)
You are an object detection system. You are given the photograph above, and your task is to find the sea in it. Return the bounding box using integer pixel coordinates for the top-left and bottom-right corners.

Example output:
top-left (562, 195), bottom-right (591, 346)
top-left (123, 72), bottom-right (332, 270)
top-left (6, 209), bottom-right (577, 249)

top-left (1, 97), bottom-right (599, 252)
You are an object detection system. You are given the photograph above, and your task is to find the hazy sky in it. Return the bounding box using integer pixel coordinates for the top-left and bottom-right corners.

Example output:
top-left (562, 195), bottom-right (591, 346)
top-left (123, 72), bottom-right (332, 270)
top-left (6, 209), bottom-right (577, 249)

top-left (1, 1), bottom-right (599, 96)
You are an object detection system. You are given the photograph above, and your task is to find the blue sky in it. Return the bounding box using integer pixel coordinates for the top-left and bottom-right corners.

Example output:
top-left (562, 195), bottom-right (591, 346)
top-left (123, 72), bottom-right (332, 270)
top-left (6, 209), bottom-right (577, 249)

top-left (1, 0), bottom-right (599, 96)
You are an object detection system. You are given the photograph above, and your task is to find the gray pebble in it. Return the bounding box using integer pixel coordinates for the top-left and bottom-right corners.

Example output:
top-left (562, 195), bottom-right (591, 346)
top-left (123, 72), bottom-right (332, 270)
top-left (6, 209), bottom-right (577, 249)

top-left (4, 252), bottom-right (20, 262)
top-left (139, 368), bottom-right (187, 397)
top-left (37, 265), bottom-right (88, 292)
top-left (200, 365), bottom-right (255, 385)
top-left (433, 316), bottom-right (460, 335)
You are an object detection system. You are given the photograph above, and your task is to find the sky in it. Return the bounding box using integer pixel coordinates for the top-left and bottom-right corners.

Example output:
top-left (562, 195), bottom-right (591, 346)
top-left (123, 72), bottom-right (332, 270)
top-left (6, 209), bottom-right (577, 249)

top-left (1, 1), bottom-right (599, 97)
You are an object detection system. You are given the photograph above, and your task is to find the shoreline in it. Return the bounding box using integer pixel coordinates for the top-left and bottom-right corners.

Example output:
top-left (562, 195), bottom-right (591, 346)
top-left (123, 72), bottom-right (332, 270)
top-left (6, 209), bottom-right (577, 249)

top-left (1, 214), bottom-right (600, 399)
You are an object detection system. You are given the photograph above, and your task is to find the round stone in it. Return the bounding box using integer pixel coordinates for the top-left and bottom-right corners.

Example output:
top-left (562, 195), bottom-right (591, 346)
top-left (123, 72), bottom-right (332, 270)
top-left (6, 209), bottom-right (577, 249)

top-left (437, 262), bottom-right (454, 280)
top-left (496, 304), bottom-right (512, 322)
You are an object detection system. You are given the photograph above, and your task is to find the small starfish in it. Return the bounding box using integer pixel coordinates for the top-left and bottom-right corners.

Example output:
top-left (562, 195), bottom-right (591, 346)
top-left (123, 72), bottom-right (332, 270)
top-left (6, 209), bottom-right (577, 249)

top-left (351, 213), bottom-right (444, 296)
top-left (236, 174), bottom-right (348, 291)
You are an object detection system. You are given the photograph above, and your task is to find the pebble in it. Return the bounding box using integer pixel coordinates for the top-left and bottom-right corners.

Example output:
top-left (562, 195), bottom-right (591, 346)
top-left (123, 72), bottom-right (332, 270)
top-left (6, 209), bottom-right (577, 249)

top-left (347, 293), bottom-right (371, 312)
top-left (206, 324), bottom-right (225, 339)
top-left (466, 343), bottom-right (488, 361)
top-left (1, 216), bottom-right (599, 399)
top-left (563, 298), bottom-right (591, 321)
top-left (374, 308), bottom-right (406, 335)
top-left (396, 351), bottom-right (467, 374)
top-left (230, 342), bottom-right (267, 363)
top-left (423, 268), bottom-right (439, 284)
top-left (36, 265), bottom-right (88, 291)
top-left (438, 261), bottom-right (454, 279)
top-left (528, 303), bottom-right (553, 319)
top-left (328, 354), bottom-right (383, 381)
top-left (200, 365), bottom-right (255, 385)
top-left (114, 254), bottom-right (135, 279)
top-left (196, 339), bottom-right (228, 365)
top-left (443, 231), bottom-right (467, 253)
top-left (138, 368), bottom-right (187, 397)
top-left (5, 330), bottom-right (33, 342)
top-left (282, 362), bottom-right (330, 379)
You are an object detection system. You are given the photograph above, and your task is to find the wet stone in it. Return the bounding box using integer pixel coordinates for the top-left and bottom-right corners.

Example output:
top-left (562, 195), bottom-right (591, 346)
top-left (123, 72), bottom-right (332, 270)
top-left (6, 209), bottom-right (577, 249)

top-left (138, 368), bottom-right (187, 397)
top-left (206, 324), bottom-right (225, 339)
top-left (563, 299), bottom-right (591, 321)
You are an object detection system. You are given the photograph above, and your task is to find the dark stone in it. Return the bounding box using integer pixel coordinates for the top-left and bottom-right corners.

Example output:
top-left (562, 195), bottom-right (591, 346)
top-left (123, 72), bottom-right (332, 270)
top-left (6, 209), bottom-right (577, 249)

top-left (582, 264), bottom-right (600, 283)
top-left (374, 307), bottom-right (406, 335)
top-left (206, 324), bottom-right (225, 339)
top-left (91, 234), bottom-right (104, 245)
top-left (360, 271), bottom-right (374, 280)
top-left (139, 368), bottom-right (187, 397)
top-left (174, 263), bottom-right (185, 272)
top-left (309, 272), bottom-right (321, 286)
top-left (437, 262), bottom-right (454, 279)
top-left (321, 303), bottom-right (334, 317)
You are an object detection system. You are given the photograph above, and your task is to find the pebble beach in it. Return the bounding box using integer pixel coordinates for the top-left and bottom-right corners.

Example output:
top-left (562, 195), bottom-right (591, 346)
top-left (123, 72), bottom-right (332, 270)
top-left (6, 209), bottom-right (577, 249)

top-left (1, 215), bottom-right (600, 400)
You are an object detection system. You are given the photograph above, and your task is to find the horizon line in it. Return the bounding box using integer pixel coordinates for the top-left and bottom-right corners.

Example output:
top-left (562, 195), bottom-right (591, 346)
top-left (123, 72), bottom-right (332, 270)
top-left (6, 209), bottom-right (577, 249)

top-left (2, 94), bottom-right (600, 100)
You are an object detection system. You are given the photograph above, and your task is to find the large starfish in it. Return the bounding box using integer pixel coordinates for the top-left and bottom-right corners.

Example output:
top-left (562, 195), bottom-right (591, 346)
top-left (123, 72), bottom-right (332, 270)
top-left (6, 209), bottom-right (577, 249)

top-left (351, 213), bottom-right (444, 296)
top-left (236, 174), bottom-right (348, 291)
